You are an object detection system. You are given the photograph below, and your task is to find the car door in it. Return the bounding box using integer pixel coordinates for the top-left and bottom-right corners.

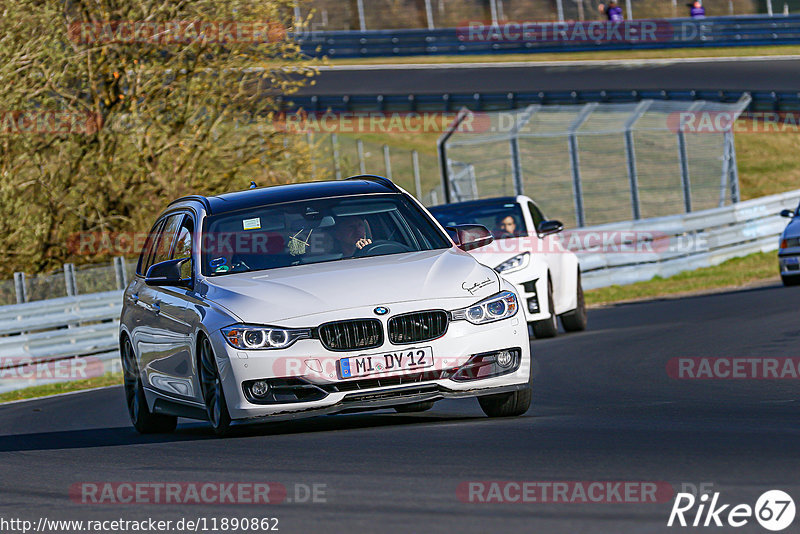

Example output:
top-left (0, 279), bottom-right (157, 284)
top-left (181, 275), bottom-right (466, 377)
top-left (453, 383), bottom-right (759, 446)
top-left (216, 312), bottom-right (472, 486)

top-left (134, 213), bottom-right (195, 399)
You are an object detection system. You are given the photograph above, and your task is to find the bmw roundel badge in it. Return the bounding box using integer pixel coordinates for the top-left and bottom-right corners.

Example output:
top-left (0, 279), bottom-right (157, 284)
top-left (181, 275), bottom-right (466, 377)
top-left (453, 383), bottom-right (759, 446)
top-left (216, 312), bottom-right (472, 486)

top-left (374, 306), bottom-right (389, 316)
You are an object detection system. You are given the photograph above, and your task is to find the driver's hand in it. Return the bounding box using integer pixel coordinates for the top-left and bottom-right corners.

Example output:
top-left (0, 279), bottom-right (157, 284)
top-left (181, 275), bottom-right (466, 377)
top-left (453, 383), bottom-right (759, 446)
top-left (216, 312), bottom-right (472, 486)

top-left (355, 238), bottom-right (372, 250)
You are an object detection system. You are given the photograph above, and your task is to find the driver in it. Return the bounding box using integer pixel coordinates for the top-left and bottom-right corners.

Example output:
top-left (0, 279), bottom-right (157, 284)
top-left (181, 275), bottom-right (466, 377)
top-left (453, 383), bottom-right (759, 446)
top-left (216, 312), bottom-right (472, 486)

top-left (332, 216), bottom-right (372, 257)
top-left (494, 215), bottom-right (518, 238)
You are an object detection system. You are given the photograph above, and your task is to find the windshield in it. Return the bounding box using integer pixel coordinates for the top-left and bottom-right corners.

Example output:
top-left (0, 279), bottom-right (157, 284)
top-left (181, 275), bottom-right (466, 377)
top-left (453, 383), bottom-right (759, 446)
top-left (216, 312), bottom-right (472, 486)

top-left (201, 194), bottom-right (450, 276)
top-left (429, 201), bottom-right (528, 240)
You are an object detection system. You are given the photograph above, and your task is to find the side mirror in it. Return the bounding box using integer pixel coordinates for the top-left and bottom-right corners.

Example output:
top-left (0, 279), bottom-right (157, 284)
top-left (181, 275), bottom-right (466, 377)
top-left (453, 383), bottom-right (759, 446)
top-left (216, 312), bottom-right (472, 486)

top-left (538, 220), bottom-right (564, 237)
top-left (448, 224), bottom-right (494, 252)
top-left (145, 258), bottom-right (192, 287)
top-left (780, 209), bottom-right (796, 218)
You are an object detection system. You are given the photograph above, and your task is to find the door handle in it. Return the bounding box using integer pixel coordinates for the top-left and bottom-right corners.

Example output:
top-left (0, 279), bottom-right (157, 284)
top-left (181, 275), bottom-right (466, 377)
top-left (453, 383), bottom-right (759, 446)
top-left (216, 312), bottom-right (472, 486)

top-left (152, 301), bottom-right (161, 314)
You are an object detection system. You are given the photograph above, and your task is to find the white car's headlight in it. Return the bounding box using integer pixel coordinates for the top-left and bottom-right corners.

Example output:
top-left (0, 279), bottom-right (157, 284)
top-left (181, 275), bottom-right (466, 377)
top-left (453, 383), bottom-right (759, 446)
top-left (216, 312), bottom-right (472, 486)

top-left (451, 291), bottom-right (519, 325)
top-left (495, 252), bottom-right (530, 274)
top-left (221, 325), bottom-right (311, 350)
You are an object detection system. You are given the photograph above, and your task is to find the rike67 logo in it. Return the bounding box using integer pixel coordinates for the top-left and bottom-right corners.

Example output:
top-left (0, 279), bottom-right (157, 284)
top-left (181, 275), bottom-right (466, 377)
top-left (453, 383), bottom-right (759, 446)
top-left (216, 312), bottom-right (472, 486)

top-left (668, 490), bottom-right (795, 531)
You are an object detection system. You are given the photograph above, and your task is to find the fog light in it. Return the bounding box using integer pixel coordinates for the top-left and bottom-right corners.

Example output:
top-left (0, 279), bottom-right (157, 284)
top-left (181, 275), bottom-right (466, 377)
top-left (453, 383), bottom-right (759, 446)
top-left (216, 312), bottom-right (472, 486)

top-left (251, 380), bottom-right (270, 398)
top-left (496, 350), bottom-right (514, 368)
top-left (527, 296), bottom-right (540, 314)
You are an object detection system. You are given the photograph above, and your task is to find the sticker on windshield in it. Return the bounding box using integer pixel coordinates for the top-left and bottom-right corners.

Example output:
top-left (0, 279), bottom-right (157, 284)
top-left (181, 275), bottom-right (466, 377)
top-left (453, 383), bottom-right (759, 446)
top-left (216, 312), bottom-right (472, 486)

top-left (242, 217), bottom-right (261, 231)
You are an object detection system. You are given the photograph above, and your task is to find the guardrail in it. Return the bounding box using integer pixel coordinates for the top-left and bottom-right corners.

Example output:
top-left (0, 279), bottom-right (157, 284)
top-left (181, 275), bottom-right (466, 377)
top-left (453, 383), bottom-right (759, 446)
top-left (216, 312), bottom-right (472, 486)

top-left (0, 291), bottom-right (122, 394)
top-left (0, 189), bottom-right (797, 394)
top-left (297, 15), bottom-right (800, 57)
top-left (285, 90), bottom-right (800, 115)
top-left (572, 189), bottom-right (800, 289)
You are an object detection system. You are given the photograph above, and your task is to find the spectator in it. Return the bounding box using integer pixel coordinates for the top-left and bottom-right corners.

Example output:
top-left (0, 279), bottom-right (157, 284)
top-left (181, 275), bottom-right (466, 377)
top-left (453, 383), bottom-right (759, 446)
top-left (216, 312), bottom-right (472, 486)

top-left (599, 0), bottom-right (624, 21)
top-left (688, 1), bottom-right (706, 18)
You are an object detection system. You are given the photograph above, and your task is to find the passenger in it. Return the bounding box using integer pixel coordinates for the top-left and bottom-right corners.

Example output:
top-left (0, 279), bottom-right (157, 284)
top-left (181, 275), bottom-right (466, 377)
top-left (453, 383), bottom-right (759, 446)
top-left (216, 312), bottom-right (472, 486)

top-left (332, 216), bottom-right (372, 256)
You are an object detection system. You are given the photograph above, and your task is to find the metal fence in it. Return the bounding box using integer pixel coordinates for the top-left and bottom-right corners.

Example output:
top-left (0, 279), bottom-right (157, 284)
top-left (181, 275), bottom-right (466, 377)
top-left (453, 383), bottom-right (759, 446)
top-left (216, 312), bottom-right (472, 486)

top-left (440, 96), bottom-right (752, 227)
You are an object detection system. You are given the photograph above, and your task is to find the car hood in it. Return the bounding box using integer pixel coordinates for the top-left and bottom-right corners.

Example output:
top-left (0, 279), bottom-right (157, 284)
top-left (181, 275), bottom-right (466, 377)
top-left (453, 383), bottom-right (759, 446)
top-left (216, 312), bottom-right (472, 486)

top-left (200, 248), bottom-right (501, 324)
top-left (783, 217), bottom-right (800, 239)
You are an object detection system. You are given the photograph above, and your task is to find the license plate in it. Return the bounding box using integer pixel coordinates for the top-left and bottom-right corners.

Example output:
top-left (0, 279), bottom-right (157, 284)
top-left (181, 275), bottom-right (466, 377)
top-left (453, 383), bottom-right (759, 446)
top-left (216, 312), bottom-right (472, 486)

top-left (785, 256), bottom-right (799, 264)
top-left (338, 347), bottom-right (434, 379)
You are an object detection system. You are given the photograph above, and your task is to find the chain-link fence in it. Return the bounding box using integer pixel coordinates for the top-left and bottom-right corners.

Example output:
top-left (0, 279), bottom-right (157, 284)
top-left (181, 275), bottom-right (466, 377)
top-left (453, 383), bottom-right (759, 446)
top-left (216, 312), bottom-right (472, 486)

top-left (298, 0), bottom-right (767, 31)
top-left (440, 97), bottom-right (751, 227)
top-left (5, 258), bottom-right (133, 305)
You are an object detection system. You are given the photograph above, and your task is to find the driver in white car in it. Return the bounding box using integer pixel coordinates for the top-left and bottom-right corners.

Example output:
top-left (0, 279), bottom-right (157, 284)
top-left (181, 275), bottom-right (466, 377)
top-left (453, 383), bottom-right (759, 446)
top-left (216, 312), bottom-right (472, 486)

top-left (333, 216), bottom-right (373, 256)
top-left (494, 214), bottom-right (521, 239)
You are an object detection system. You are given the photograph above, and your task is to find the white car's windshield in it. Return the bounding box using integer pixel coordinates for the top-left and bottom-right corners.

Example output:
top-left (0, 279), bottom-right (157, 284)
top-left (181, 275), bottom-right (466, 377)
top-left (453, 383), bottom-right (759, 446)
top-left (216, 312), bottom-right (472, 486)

top-left (430, 202), bottom-right (528, 240)
top-left (201, 194), bottom-right (450, 276)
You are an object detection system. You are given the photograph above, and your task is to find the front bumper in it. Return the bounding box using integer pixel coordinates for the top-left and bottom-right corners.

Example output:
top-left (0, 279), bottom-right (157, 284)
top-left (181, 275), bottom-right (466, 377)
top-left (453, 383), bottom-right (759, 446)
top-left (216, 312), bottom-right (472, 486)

top-left (210, 308), bottom-right (532, 421)
top-left (496, 270), bottom-right (549, 322)
top-left (779, 251), bottom-right (800, 276)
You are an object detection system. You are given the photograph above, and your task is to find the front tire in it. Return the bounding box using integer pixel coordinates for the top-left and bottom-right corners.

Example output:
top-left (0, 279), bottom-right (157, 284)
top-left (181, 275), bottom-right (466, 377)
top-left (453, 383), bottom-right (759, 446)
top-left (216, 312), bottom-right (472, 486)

top-left (121, 338), bottom-right (177, 434)
top-left (531, 277), bottom-right (558, 339)
top-left (199, 336), bottom-right (232, 436)
top-left (560, 270), bottom-right (587, 332)
top-left (782, 274), bottom-right (800, 287)
top-left (478, 361), bottom-right (533, 418)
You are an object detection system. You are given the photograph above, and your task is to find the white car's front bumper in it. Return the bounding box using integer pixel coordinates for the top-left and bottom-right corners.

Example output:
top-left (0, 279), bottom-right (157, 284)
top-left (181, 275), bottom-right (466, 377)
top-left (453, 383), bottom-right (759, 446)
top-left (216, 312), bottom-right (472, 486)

top-left (213, 308), bottom-right (532, 421)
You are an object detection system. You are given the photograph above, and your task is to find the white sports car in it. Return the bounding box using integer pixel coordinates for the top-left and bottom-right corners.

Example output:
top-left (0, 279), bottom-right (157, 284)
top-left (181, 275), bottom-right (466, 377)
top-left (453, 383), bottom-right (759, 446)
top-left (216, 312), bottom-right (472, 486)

top-left (429, 196), bottom-right (586, 339)
top-left (119, 176), bottom-right (532, 435)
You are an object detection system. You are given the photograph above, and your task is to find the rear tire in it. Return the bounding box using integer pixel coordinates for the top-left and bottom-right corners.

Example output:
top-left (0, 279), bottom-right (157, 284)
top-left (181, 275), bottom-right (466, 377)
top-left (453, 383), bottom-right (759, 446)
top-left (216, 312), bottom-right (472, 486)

top-left (782, 274), bottom-right (800, 287)
top-left (394, 401), bottom-right (435, 413)
top-left (560, 270), bottom-right (587, 332)
top-left (199, 336), bottom-right (232, 437)
top-left (478, 360), bottom-right (533, 418)
top-left (121, 338), bottom-right (177, 434)
top-left (531, 277), bottom-right (558, 339)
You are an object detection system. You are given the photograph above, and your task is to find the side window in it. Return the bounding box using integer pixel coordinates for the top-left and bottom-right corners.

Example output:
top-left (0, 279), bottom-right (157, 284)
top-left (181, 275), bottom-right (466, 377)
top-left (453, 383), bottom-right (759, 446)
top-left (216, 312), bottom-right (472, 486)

top-left (528, 202), bottom-right (545, 232)
top-left (171, 216), bottom-right (194, 279)
top-left (150, 214), bottom-right (183, 271)
top-left (137, 219), bottom-right (165, 276)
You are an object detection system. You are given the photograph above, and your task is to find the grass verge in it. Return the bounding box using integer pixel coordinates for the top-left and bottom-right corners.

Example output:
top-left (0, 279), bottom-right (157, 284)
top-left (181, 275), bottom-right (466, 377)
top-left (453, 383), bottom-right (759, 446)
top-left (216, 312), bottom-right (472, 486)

top-left (328, 45), bottom-right (800, 65)
top-left (0, 372), bottom-right (122, 404)
top-left (585, 250), bottom-right (779, 306)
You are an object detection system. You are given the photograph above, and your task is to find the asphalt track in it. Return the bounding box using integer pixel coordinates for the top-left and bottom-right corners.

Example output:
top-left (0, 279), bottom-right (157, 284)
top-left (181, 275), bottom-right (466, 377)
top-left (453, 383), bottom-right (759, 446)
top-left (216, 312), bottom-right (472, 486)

top-left (2, 282), bottom-right (800, 533)
top-left (303, 57), bottom-right (800, 95)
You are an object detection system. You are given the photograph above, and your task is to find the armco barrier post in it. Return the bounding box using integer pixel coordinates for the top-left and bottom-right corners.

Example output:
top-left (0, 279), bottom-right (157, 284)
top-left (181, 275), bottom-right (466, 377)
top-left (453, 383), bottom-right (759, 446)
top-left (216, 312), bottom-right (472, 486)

top-left (383, 144), bottom-right (392, 180)
top-left (357, 139), bottom-right (366, 174)
top-left (13, 272), bottom-right (26, 304)
top-left (64, 263), bottom-right (77, 296)
top-left (114, 257), bottom-right (127, 290)
top-left (412, 150), bottom-right (422, 199)
top-left (331, 134), bottom-right (342, 180)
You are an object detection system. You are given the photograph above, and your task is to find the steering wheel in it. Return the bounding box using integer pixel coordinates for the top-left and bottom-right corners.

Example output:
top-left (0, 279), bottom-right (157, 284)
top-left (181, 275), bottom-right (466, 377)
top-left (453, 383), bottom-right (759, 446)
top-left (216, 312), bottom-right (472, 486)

top-left (353, 240), bottom-right (412, 258)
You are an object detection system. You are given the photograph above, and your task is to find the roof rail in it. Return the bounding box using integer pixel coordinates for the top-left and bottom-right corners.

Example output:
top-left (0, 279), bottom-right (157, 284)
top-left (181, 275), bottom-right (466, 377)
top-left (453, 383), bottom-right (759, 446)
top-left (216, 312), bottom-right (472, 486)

top-left (167, 195), bottom-right (212, 212)
top-left (345, 174), bottom-right (400, 192)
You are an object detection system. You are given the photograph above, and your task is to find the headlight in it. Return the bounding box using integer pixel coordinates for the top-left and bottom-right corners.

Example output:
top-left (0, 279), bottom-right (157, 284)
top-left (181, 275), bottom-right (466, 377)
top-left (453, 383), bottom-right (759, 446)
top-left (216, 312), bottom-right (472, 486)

top-left (450, 291), bottom-right (519, 325)
top-left (495, 252), bottom-right (530, 274)
top-left (221, 324), bottom-right (311, 350)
